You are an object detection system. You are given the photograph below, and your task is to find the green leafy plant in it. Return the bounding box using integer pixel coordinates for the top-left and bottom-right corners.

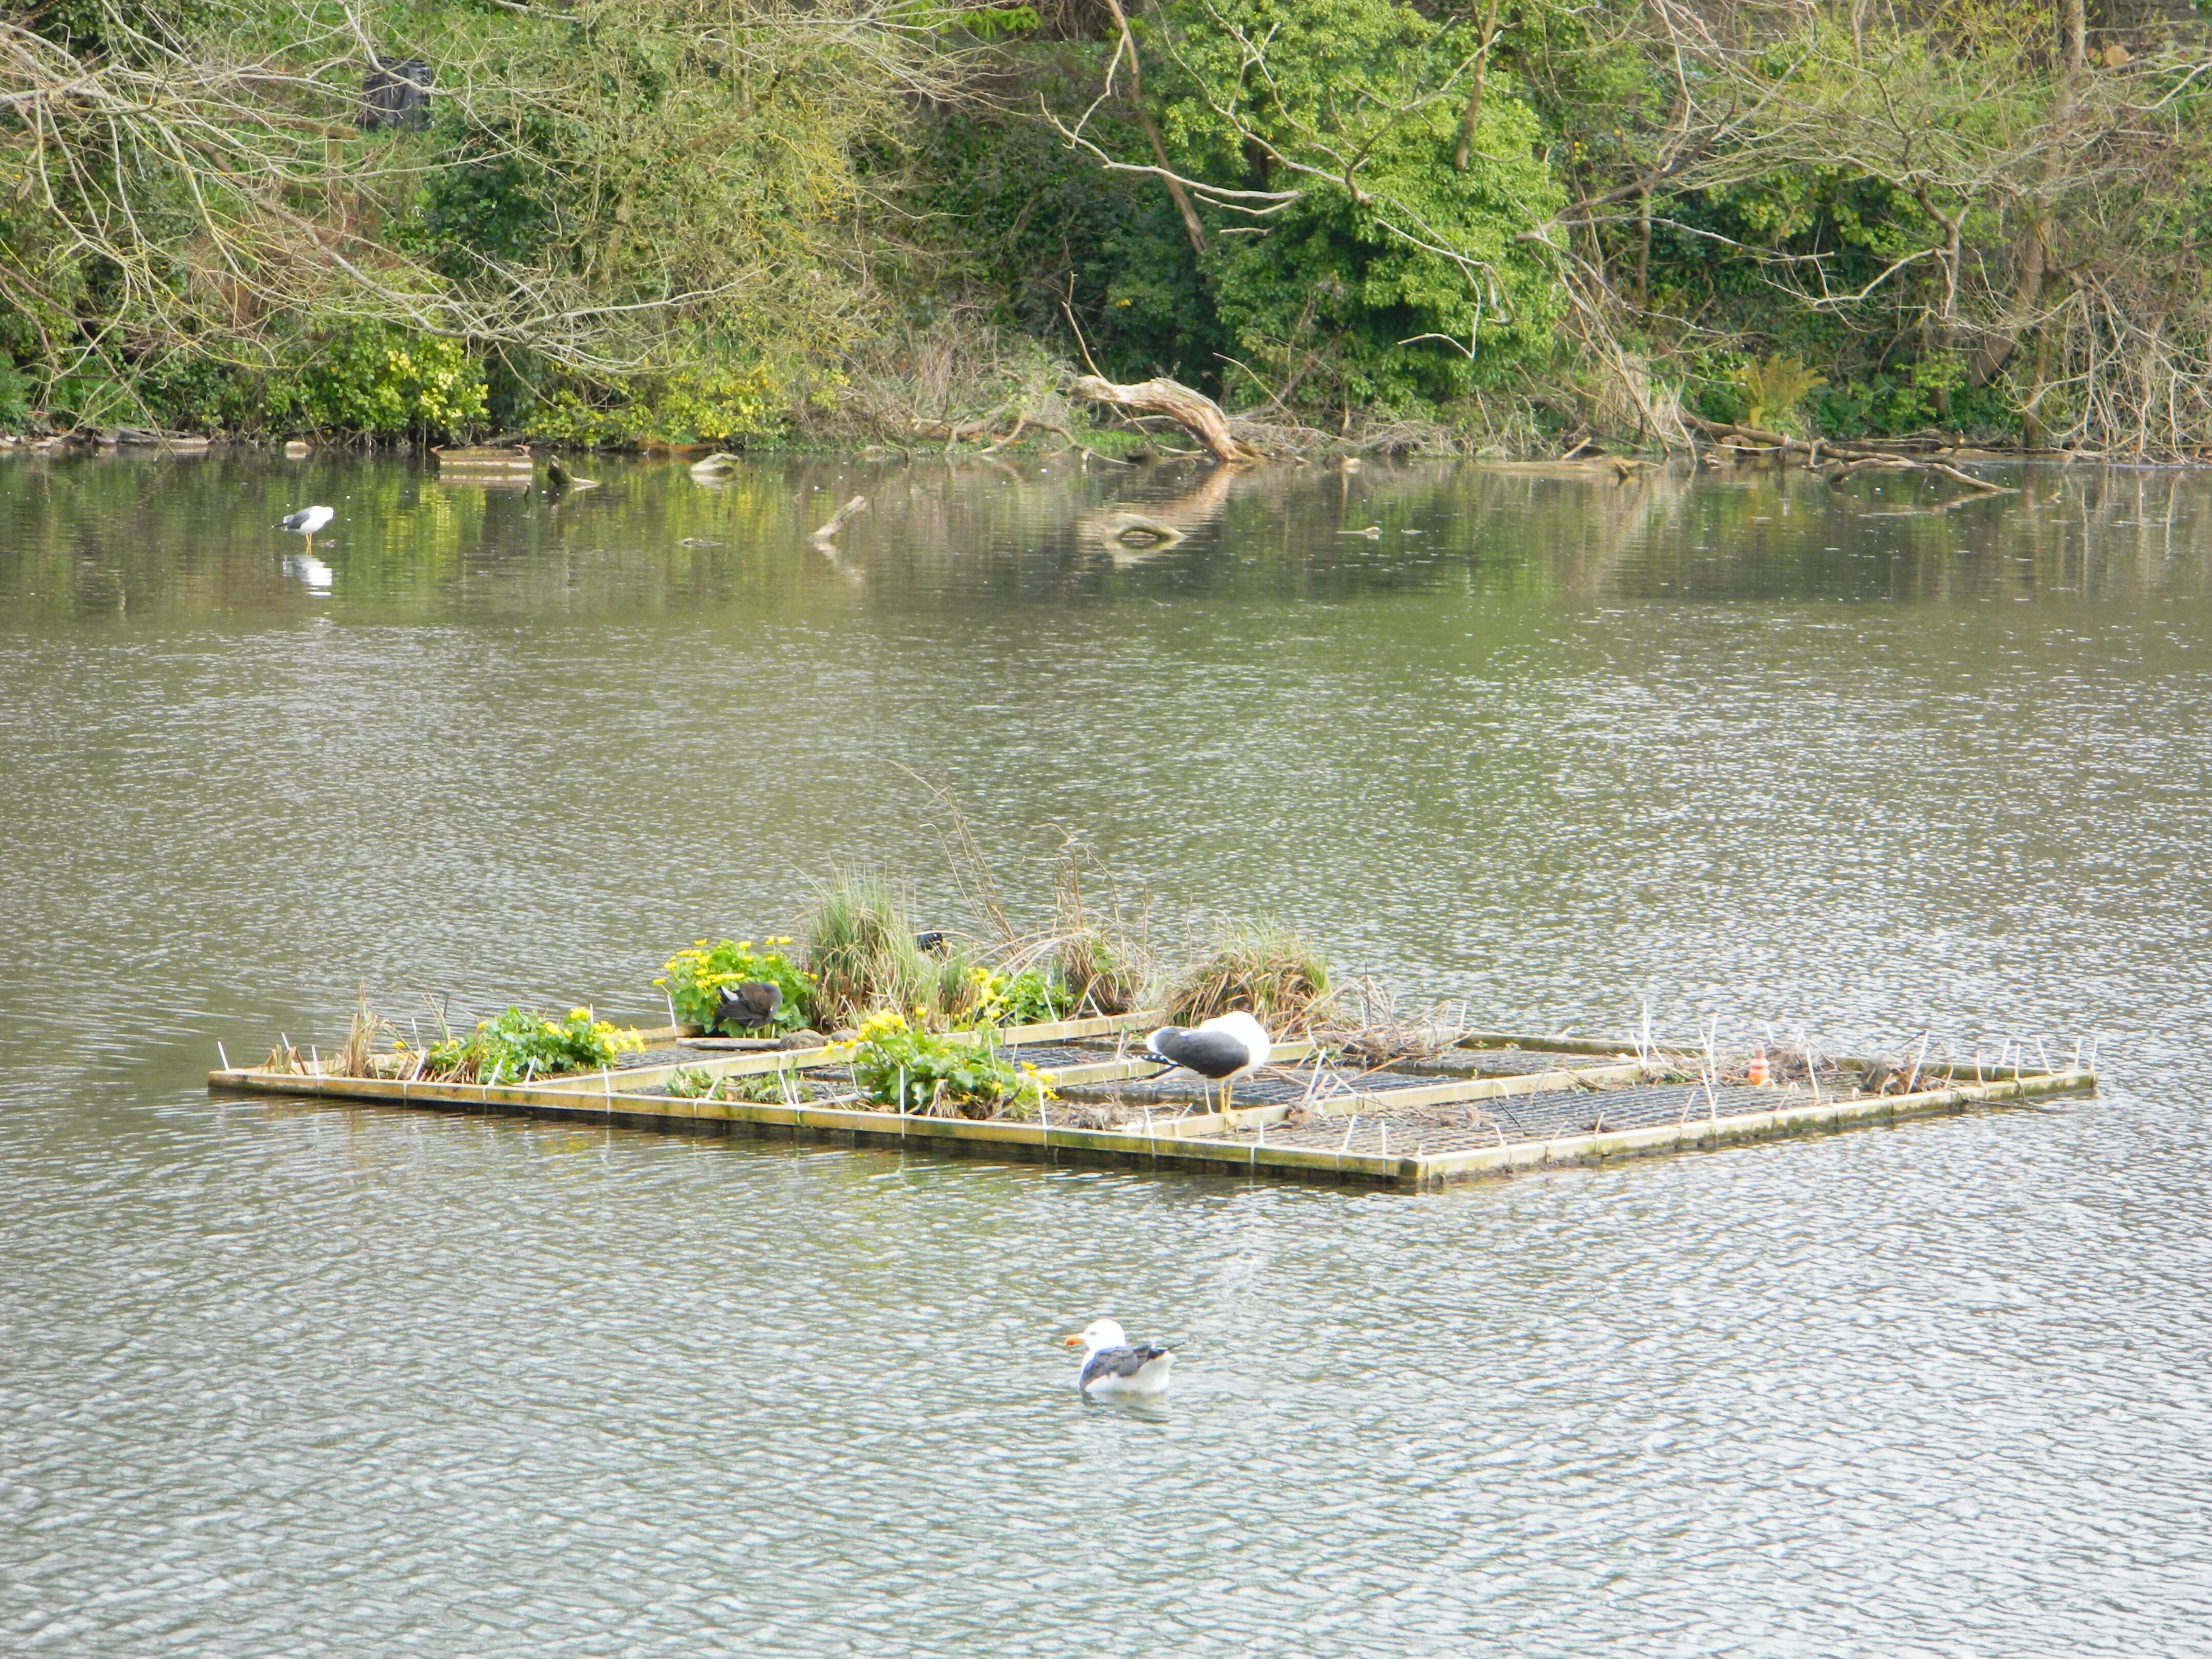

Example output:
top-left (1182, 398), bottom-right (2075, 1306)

top-left (0, 356), bottom-right (29, 431)
top-left (719, 1068), bottom-right (805, 1103)
top-left (846, 1010), bottom-right (1052, 1118)
top-left (961, 965), bottom-right (1075, 1028)
top-left (524, 360), bottom-right (791, 448)
top-left (667, 1062), bottom-right (804, 1103)
top-left (1134, 0), bottom-right (1566, 415)
top-left (268, 323), bottom-right (488, 440)
top-left (656, 937), bottom-right (815, 1035)
top-left (1729, 354), bottom-right (1826, 432)
top-left (423, 1006), bottom-right (646, 1083)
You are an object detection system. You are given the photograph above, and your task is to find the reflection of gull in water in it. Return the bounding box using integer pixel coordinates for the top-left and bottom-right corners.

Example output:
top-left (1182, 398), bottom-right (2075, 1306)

top-left (283, 552), bottom-right (333, 592)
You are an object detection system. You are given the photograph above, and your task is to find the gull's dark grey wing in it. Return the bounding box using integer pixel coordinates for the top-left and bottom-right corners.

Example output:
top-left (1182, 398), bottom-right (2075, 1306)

top-left (279, 509), bottom-right (311, 531)
top-left (1080, 1343), bottom-right (1171, 1389)
top-left (1148, 1028), bottom-right (1250, 1079)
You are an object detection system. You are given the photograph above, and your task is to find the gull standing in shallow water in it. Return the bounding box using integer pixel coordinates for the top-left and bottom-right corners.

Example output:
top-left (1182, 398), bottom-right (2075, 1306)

top-left (1136, 1010), bottom-right (1272, 1113)
top-left (1065, 1318), bottom-right (1174, 1397)
top-left (278, 503), bottom-right (334, 555)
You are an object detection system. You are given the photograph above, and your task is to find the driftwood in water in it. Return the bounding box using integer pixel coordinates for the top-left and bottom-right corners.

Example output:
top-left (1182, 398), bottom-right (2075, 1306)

top-left (813, 494), bottom-right (869, 542)
top-left (1478, 457), bottom-right (1647, 481)
top-left (1820, 454), bottom-right (2008, 494)
top-left (434, 444), bottom-right (533, 476)
top-left (1685, 414), bottom-right (2013, 498)
top-left (1071, 375), bottom-right (1262, 464)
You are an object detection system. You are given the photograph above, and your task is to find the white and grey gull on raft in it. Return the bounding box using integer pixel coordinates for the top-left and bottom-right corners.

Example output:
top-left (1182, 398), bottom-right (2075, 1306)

top-left (1065, 1318), bottom-right (1174, 1397)
top-left (1136, 1010), bottom-right (1272, 1112)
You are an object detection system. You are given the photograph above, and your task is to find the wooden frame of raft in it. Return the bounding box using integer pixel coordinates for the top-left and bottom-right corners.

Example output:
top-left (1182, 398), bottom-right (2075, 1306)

top-left (207, 1023), bottom-right (2096, 1189)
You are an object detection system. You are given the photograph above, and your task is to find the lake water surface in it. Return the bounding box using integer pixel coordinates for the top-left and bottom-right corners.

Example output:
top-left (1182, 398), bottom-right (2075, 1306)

top-left (3, 452), bottom-right (2207, 1655)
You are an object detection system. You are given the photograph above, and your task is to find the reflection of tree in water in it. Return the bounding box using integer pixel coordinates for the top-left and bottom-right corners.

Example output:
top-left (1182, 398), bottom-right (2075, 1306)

top-left (1079, 462), bottom-right (1244, 565)
top-left (3, 455), bottom-right (2206, 621)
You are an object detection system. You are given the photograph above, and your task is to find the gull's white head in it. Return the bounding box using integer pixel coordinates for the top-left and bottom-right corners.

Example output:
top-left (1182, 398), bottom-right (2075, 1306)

top-left (1064, 1318), bottom-right (1126, 1353)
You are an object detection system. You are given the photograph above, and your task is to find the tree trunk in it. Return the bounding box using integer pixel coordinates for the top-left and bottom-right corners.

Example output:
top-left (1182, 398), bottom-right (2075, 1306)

top-left (1071, 376), bottom-right (1265, 463)
top-left (1453, 0), bottom-right (1506, 173)
top-left (1635, 187), bottom-right (1651, 309)
top-left (1146, 114), bottom-right (1208, 256)
top-left (1107, 0), bottom-right (1207, 256)
top-left (1970, 49), bottom-right (2074, 391)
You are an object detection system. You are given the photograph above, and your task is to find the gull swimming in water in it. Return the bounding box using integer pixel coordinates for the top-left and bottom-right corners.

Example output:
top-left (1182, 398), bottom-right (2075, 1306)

top-left (1065, 1318), bottom-right (1174, 1397)
top-left (1136, 1010), bottom-right (1272, 1112)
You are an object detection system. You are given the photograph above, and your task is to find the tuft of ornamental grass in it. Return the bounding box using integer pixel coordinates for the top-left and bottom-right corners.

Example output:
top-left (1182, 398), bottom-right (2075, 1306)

top-left (803, 871), bottom-right (971, 1030)
top-left (1164, 919), bottom-right (1332, 1033)
top-left (337, 985), bottom-right (394, 1077)
top-left (1045, 831), bottom-right (1151, 1015)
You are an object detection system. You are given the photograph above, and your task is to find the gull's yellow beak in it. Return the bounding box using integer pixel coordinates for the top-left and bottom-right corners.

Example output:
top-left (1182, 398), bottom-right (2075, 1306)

top-left (1061, 1333), bottom-right (1085, 1348)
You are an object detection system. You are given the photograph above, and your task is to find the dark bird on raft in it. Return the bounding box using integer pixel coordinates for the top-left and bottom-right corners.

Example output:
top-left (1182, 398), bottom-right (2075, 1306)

top-left (714, 981), bottom-right (783, 1032)
top-left (1136, 1011), bottom-right (1272, 1112)
top-left (1065, 1318), bottom-right (1174, 1397)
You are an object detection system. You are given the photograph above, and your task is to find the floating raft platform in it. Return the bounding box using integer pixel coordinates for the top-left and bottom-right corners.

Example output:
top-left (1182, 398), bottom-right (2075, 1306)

top-left (208, 1014), bottom-right (2095, 1189)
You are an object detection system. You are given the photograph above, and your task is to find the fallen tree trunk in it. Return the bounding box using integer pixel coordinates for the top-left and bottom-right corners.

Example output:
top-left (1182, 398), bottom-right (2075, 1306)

top-left (1070, 375), bottom-right (1263, 463)
top-left (1822, 455), bottom-right (2009, 494)
top-left (1683, 413), bottom-right (2012, 495)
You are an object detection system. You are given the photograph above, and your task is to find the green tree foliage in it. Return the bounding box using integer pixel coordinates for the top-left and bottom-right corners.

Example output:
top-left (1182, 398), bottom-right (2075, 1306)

top-left (0, 0), bottom-right (1005, 438)
top-left (905, 90), bottom-right (1225, 386)
top-left (6, 0), bottom-right (2209, 451)
top-left (1140, 0), bottom-right (1564, 412)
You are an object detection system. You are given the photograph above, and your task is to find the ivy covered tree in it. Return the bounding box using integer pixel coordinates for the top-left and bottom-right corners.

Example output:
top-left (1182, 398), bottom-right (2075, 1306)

top-left (1057, 0), bottom-right (1565, 416)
